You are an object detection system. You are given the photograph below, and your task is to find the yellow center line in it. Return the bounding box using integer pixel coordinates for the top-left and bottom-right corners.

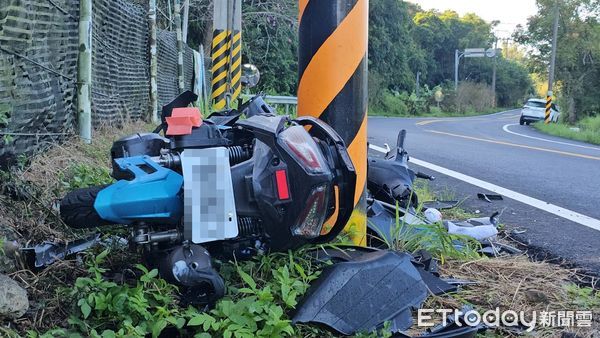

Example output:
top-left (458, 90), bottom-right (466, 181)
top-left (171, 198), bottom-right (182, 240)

top-left (497, 114), bottom-right (521, 120)
top-left (426, 129), bottom-right (600, 161)
top-left (416, 119), bottom-right (445, 126)
top-left (416, 117), bottom-right (498, 126)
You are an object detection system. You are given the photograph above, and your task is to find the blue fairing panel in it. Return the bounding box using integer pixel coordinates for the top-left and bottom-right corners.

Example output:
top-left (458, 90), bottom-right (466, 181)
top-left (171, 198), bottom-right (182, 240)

top-left (94, 156), bottom-right (183, 224)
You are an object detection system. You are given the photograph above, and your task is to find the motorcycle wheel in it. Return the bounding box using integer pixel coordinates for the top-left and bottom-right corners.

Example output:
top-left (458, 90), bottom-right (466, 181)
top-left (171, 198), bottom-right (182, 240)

top-left (60, 186), bottom-right (112, 228)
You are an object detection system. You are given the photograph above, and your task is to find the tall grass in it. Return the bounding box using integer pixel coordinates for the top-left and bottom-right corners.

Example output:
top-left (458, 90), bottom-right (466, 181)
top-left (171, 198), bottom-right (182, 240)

top-left (534, 115), bottom-right (600, 145)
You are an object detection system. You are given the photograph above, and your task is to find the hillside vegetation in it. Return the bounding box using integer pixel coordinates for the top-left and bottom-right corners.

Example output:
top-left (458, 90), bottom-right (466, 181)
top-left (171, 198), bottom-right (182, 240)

top-left (186, 0), bottom-right (533, 115)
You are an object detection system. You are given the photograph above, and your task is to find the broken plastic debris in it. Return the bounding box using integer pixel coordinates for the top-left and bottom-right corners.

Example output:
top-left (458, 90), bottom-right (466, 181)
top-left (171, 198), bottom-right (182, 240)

top-left (477, 193), bottom-right (503, 203)
top-left (422, 200), bottom-right (459, 210)
top-left (479, 241), bottom-right (522, 256)
top-left (166, 107), bottom-right (203, 135)
top-left (424, 208), bottom-right (442, 223)
top-left (445, 221), bottom-right (498, 242)
top-left (21, 233), bottom-right (101, 268)
top-left (293, 250), bottom-right (429, 335)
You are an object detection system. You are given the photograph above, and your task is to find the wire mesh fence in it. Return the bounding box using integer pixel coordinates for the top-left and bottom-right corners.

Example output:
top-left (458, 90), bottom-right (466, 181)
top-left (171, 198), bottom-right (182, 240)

top-left (0, 0), bottom-right (197, 162)
top-left (0, 0), bottom-right (80, 161)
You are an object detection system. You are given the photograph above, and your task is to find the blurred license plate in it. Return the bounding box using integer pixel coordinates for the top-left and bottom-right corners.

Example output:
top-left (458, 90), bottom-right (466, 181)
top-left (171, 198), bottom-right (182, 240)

top-left (180, 148), bottom-right (238, 243)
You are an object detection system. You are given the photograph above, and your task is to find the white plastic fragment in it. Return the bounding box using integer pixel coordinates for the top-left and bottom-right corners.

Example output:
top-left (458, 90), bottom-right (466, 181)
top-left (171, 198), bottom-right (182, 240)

top-left (424, 208), bottom-right (442, 223)
top-left (445, 221), bottom-right (498, 242)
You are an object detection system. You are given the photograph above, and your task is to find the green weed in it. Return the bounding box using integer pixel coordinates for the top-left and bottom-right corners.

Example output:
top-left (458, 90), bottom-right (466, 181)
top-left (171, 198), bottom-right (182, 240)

top-left (33, 248), bottom-right (325, 338)
top-left (384, 215), bottom-right (481, 263)
top-left (564, 284), bottom-right (600, 310)
top-left (378, 189), bottom-right (481, 263)
top-left (193, 251), bottom-right (322, 338)
top-left (71, 251), bottom-right (184, 337)
top-left (61, 163), bottom-right (113, 191)
top-left (534, 115), bottom-right (600, 145)
top-left (27, 250), bottom-right (184, 338)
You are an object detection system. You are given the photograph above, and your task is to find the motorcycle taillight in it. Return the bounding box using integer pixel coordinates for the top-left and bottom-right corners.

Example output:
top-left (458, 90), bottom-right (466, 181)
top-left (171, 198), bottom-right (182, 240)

top-left (291, 184), bottom-right (330, 238)
top-left (279, 126), bottom-right (328, 174)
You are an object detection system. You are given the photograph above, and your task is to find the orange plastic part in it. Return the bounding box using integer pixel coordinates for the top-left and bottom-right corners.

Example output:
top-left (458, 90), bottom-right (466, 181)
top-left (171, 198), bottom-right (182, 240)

top-left (166, 107), bottom-right (203, 135)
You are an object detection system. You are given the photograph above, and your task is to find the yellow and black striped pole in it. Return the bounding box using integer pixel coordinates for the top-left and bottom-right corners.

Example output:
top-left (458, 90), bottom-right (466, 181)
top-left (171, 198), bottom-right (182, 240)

top-left (210, 0), bottom-right (241, 111)
top-left (545, 91), bottom-right (552, 124)
top-left (297, 0), bottom-right (368, 246)
top-left (230, 28), bottom-right (242, 101)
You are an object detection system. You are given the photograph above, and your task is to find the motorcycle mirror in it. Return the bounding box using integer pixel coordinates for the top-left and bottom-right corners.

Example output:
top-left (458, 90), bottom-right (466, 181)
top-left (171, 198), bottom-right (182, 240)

top-left (241, 64), bottom-right (260, 88)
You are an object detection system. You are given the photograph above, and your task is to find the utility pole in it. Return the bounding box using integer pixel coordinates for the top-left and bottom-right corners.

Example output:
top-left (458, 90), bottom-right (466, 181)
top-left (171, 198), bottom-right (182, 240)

top-left (491, 38), bottom-right (498, 107)
top-left (416, 71), bottom-right (420, 96)
top-left (298, 0), bottom-right (368, 246)
top-left (454, 49), bottom-right (459, 90)
top-left (546, 1), bottom-right (559, 124)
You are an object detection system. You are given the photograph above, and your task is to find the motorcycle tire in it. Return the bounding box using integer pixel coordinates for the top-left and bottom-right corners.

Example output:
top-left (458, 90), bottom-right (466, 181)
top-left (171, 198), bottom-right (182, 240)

top-left (60, 186), bottom-right (112, 228)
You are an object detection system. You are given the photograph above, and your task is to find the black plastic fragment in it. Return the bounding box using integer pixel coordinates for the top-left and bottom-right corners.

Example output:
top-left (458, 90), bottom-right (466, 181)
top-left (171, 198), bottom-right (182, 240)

top-left (479, 240), bottom-right (523, 256)
top-left (417, 267), bottom-right (457, 296)
top-left (394, 324), bottom-right (482, 338)
top-left (21, 233), bottom-right (101, 268)
top-left (304, 245), bottom-right (380, 263)
top-left (477, 193), bottom-right (503, 203)
top-left (412, 249), bottom-right (439, 276)
top-left (422, 200), bottom-right (459, 210)
top-left (394, 306), bottom-right (486, 338)
top-left (292, 250), bottom-right (429, 335)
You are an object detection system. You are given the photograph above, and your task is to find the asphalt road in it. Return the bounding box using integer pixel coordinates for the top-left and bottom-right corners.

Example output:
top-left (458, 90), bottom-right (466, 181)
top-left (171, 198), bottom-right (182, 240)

top-left (367, 110), bottom-right (600, 274)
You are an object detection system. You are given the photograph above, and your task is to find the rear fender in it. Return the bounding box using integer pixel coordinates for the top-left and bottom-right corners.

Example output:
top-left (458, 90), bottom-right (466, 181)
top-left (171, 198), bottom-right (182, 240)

top-left (94, 156), bottom-right (183, 224)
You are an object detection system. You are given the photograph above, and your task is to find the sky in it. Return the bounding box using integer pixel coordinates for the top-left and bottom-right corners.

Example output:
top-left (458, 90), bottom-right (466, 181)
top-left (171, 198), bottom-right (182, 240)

top-left (406, 0), bottom-right (539, 38)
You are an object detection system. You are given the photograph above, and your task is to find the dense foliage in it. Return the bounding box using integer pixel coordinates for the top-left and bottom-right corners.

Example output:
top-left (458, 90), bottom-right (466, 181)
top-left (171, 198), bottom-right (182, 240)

top-left (515, 0), bottom-right (600, 122)
top-left (186, 0), bottom-right (533, 113)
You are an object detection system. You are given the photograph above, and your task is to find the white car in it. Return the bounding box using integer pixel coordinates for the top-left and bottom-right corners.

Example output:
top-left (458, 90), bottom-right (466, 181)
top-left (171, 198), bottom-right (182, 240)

top-left (519, 98), bottom-right (559, 125)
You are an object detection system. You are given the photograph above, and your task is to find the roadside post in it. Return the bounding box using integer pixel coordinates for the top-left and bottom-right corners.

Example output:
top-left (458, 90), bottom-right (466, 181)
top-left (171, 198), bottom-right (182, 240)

top-left (210, 0), bottom-right (242, 110)
top-left (454, 48), bottom-right (497, 92)
top-left (174, 0), bottom-right (184, 92)
top-left (297, 0), bottom-right (368, 246)
top-left (545, 91), bottom-right (553, 123)
top-left (148, 0), bottom-right (159, 123)
top-left (546, 2), bottom-right (559, 124)
top-left (77, 0), bottom-right (92, 143)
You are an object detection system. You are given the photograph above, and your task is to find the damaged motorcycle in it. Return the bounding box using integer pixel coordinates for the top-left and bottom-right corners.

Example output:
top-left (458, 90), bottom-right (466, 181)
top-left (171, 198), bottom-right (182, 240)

top-left (59, 75), bottom-right (356, 304)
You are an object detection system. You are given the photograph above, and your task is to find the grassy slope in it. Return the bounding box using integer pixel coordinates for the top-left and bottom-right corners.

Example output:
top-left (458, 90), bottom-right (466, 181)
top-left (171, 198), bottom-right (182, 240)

top-left (533, 115), bottom-right (600, 145)
top-left (369, 107), bottom-right (511, 118)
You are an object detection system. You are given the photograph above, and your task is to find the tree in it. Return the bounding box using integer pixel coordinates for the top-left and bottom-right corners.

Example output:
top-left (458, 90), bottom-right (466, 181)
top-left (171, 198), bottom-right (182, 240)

top-left (369, 0), bottom-right (425, 93)
top-left (186, 0), bottom-right (298, 95)
top-left (241, 0), bottom-right (298, 95)
top-left (515, 0), bottom-right (600, 121)
top-left (412, 9), bottom-right (494, 86)
top-left (184, 0), bottom-right (533, 111)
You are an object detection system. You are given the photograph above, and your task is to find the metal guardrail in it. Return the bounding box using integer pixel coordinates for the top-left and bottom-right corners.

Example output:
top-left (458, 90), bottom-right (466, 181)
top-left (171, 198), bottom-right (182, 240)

top-left (241, 94), bottom-right (298, 114)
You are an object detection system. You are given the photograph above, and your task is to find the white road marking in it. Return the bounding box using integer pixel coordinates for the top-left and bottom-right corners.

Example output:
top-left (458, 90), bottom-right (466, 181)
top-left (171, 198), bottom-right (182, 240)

top-left (369, 145), bottom-right (600, 232)
top-left (503, 123), bottom-right (600, 151)
top-left (368, 143), bottom-right (390, 154)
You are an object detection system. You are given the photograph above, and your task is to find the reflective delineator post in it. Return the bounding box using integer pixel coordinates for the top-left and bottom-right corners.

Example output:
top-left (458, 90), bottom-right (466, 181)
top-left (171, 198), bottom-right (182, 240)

top-left (545, 91), bottom-right (553, 124)
top-left (210, 0), bottom-right (242, 110)
top-left (297, 0), bottom-right (368, 246)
